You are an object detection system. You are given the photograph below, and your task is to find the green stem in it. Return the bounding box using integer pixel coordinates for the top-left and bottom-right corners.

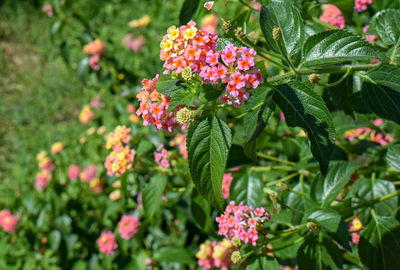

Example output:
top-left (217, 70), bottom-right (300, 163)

top-left (266, 172), bottom-right (299, 186)
top-left (317, 68), bottom-right (352, 88)
top-left (312, 17), bottom-right (337, 30)
top-left (250, 165), bottom-right (294, 172)
top-left (235, 95), bottom-right (272, 119)
top-left (238, 0), bottom-right (257, 11)
top-left (257, 152), bottom-right (296, 166)
top-left (276, 38), bottom-right (298, 74)
top-left (267, 233), bottom-right (308, 252)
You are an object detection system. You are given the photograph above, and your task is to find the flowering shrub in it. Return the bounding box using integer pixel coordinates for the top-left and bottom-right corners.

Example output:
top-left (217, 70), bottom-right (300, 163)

top-left (2, 0), bottom-right (400, 269)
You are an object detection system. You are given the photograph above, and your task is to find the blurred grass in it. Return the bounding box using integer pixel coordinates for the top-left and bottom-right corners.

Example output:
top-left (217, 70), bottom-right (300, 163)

top-left (0, 4), bottom-right (86, 203)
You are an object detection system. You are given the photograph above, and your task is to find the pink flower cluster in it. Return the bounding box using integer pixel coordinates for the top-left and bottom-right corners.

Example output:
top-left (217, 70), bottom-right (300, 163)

top-left (136, 74), bottom-right (180, 132)
top-left (349, 216), bottom-right (363, 245)
top-left (79, 164), bottom-right (97, 182)
top-left (123, 33), bottom-right (146, 52)
top-left (90, 95), bottom-right (104, 109)
top-left (0, 210), bottom-right (18, 233)
top-left (68, 165), bottom-right (81, 180)
top-left (222, 173), bottom-right (233, 199)
top-left (320, 4), bottom-right (345, 29)
top-left (363, 25), bottom-right (377, 43)
top-left (344, 119), bottom-right (393, 146)
top-left (355, 0), bottom-right (373, 12)
top-left (35, 152), bottom-right (55, 192)
top-left (160, 21), bottom-right (262, 107)
top-left (118, 215), bottom-right (140, 240)
top-left (83, 39), bottom-right (106, 70)
top-left (79, 105), bottom-right (95, 125)
top-left (42, 3), bottom-right (53, 17)
top-left (216, 201), bottom-right (270, 246)
top-left (97, 231), bottom-right (118, 255)
top-left (105, 126), bottom-right (136, 176)
top-left (169, 133), bottom-right (187, 159)
top-left (196, 239), bottom-right (234, 270)
top-left (154, 145), bottom-right (170, 169)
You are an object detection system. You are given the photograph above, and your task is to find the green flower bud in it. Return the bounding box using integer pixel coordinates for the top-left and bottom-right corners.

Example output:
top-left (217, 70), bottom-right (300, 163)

top-left (234, 27), bottom-right (246, 42)
top-left (231, 236), bottom-right (241, 247)
top-left (222, 20), bottom-right (233, 34)
top-left (181, 67), bottom-right (195, 81)
top-left (276, 182), bottom-right (288, 192)
top-left (307, 222), bottom-right (318, 232)
top-left (272, 26), bottom-right (282, 41)
top-left (308, 74), bottom-right (321, 84)
top-left (176, 107), bottom-right (193, 126)
top-left (231, 251), bottom-right (242, 264)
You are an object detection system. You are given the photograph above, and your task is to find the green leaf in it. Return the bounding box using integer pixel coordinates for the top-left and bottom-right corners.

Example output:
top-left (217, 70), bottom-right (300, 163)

top-left (230, 173), bottom-right (264, 207)
top-left (55, 214), bottom-right (72, 235)
top-left (168, 89), bottom-right (195, 113)
top-left (364, 64), bottom-right (400, 91)
top-left (203, 84), bottom-right (224, 101)
top-left (49, 230), bottom-right (61, 251)
top-left (359, 214), bottom-right (400, 270)
top-left (260, 2), bottom-right (305, 56)
top-left (273, 80), bottom-right (335, 174)
top-left (187, 115), bottom-right (232, 210)
top-left (154, 246), bottom-right (195, 265)
top-left (323, 73), bottom-right (354, 115)
top-left (179, 0), bottom-right (200, 25)
top-left (352, 179), bottom-right (398, 220)
top-left (247, 256), bottom-right (280, 270)
top-left (156, 79), bottom-right (183, 97)
top-left (371, 9), bottom-right (400, 46)
top-left (318, 161), bottom-right (359, 208)
top-left (226, 144), bottom-right (252, 168)
top-left (360, 83), bottom-right (400, 125)
top-left (216, 37), bottom-right (242, 51)
top-left (142, 174), bottom-right (167, 220)
top-left (297, 235), bottom-right (343, 270)
top-left (77, 58), bottom-right (89, 82)
top-left (302, 30), bottom-right (383, 67)
top-left (386, 144), bottom-right (400, 172)
top-left (287, 182), bottom-right (314, 224)
top-left (307, 209), bottom-right (341, 233)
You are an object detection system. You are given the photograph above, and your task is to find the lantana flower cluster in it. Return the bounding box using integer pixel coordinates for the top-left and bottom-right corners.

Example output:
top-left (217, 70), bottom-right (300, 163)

top-left (169, 133), bottom-right (187, 159)
top-left (160, 21), bottom-right (262, 107)
top-left (222, 173), bottom-right (233, 199)
top-left (97, 231), bottom-right (118, 256)
top-left (355, 0), bottom-right (373, 12)
top-left (123, 33), bottom-right (146, 52)
top-left (83, 39), bottom-right (106, 71)
top-left (35, 151), bottom-right (55, 192)
top-left (0, 210), bottom-right (18, 233)
top-left (105, 126), bottom-right (136, 176)
top-left (320, 4), bottom-right (345, 29)
top-left (42, 3), bottom-right (53, 17)
top-left (136, 74), bottom-right (180, 132)
top-left (216, 201), bottom-right (270, 246)
top-left (51, 141), bottom-right (63, 154)
top-left (363, 25), bottom-right (377, 43)
top-left (349, 216), bottom-right (363, 245)
top-left (118, 215), bottom-right (140, 240)
top-left (79, 105), bottom-right (95, 125)
top-left (343, 119), bottom-right (393, 146)
top-left (154, 145), bottom-right (170, 169)
top-left (196, 239), bottom-right (235, 270)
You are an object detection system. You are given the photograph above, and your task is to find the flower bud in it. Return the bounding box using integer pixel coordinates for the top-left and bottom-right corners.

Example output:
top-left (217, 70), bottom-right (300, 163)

top-left (234, 27), bottom-right (246, 42)
top-left (269, 192), bottom-right (278, 204)
top-left (231, 236), bottom-right (241, 247)
top-left (112, 180), bottom-right (121, 188)
top-left (298, 169), bottom-right (310, 177)
top-left (176, 107), bottom-right (194, 126)
top-left (181, 66), bottom-right (195, 81)
top-left (307, 222), bottom-right (318, 232)
top-left (276, 182), bottom-right (288, 192)
top-left (222, 20), bottom-right (233, 34)
top-left (308, 74), bottom-right (321, 84)
top-left (272, 26), bottom-right (282, 41)
top-left (231, 251), bottom-right (242, 264)
top-left (109, 190), bottom-right (121, 201)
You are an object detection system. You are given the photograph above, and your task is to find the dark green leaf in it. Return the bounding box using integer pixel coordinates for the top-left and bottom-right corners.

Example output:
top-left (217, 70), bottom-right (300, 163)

top-left (371, 9), bottom-right (400, 46)
top-left (364, 64), bottom-right (400, 90)
top-left (226, 144), bottom-right (252, 168)
top-left (320, 161), bottom-right (359, 208)
top-left (323, 73), bottom-right (354, 115)
top-left (216, 37), bottom-right (242, 51)
top-left (179, 0), bottom-right (200, 25)
top-left (386, 144), bottom-right (400, 172)
top-left (307, 209), bottom-right (341, 233)
top-left (154, 246), bottom-right (195, 265)
top-left (297, 235), bottom-right (343, 270)
top-left (273, 80), bottom-right (335, 174)
top-left (156, 79), bottom-right (183, 97)
top-left (260, 2), bottom-right (305, 56)
top-left (247, 256), bottom-right (280, 270)
top-left (77, 58), bottom-right (89, 82)
top-left (359, 214), bottom-right (400, 270)
top-left (49, 230), bottom-right (61, 251)
top-left (142, 175), bottom-right (167, 220)
top-left (203, 84), bottom-right (224, 101)
top-left (287, 182), bottom-right (314, 224)
top-left (230, 173), bottom-right (263, 207)
top-left (187, 115), bottom-right (232, 210)
top-left (302, 30), bottom-right (383, 67)
top-left (168, 90), bottom-right (195, 113)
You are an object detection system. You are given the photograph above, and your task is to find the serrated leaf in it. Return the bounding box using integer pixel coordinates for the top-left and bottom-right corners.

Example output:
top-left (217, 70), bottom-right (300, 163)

top-left (386, 144), bottom-right (400, 172)
top-left (168, 89), bottom-right (195, 113)
top-left (319, 161), bottom-right (359, 208)
top-left (273, 80), bottom-right (335, 174)
top-left (307, 209), bottom-right (341, 233)
top-left (230, 173), bottom-right (263, 207)
top-left (142, 175), bottom-right (167, 220)
top-left (359, 214), bottom-right (400, 270)
top-left (247, 256), bottom-right (280, 270)
top-left (352, 179), bottom-right (398, 220)
top-left (179, 0), bottom-right (200, 25)
top-left (360, 82), bottom-right (400, 125)
top-left (154, 246), bottom-right (195, 265)
top-left (187, 115), bottom-right (232, 210)
top-left (371, 9), bottom-right (400, 46)
top-left (323, 73), bottom-right (354, 115)
top-left (302, 30), bottom-right (383, 67)
top-left (260, 2), bottom-right (304, 56)
top-left (297, 235), bottom-right (343, 270)
top-left (216, 37), bottom-right (242, 51)
top-left (156, 79), bottom-right (183, 97)
top-left (203, 84), bottom-right (224, 101)
top-left (226, 144), bottom-right (252, 168)
top-left (364, 64), bottom-right (400, 90)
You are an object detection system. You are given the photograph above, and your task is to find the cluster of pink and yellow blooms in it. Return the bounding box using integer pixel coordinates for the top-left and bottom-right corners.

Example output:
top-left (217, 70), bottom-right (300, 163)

top-left (344, 119), bottom-right (393, 146)
top-left (97, 215), bottom-right (140, 255)
top-left (79, 105), bottom-right (95, 125)
top-left (104, 126), bottom-right (136, 176)
top-left (196, 239), bottom-right (235, 270)
top-left (216, 201), bottom-right (270, 246)
top-left (154, 145), bottom-right (170, 169)
top-left (35, 146), bottom-right (58, 192)
top-left (83, 39), bottom-right (106, 71)
top-left (0, 210), bottom-right (18, 233)
top-left (349, 216), bottom-right (363, 245)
